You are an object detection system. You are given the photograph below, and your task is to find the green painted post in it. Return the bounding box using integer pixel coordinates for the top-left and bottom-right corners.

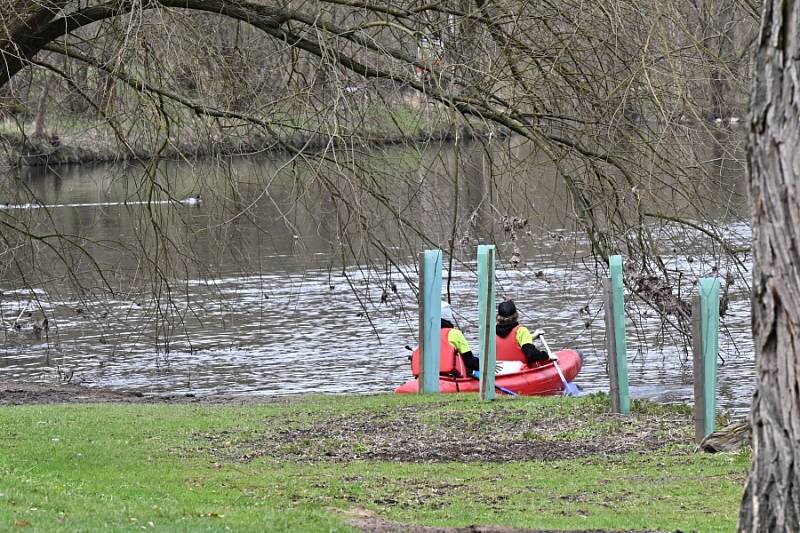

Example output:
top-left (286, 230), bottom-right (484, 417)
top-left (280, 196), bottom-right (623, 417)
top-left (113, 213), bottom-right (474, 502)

top-left (692, 294), bottom-right (705, 443)
top-left (609, 255), bottom-right (630, 414)
top-left (419, 249), bottom-right (442, 393)
top-left (700, 277), bottom-right (720, 437)
top-left (603, 279), bottom-right (620, 413)
top-left (477, 245), bottom-right (496, 400)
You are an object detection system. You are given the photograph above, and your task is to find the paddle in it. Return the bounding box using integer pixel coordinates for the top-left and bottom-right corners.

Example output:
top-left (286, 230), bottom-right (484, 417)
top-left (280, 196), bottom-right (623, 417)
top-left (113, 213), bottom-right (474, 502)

top-left (538, 333), bottom-right (580, 396)
top-left (495, 385), bottom-right (518, 396)
top-left (469, 370), bottom-right (518, 396)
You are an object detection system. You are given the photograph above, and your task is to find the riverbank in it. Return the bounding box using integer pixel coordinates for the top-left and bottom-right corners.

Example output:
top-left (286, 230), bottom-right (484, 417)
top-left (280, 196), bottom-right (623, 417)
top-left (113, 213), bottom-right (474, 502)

top-left (0, 381), bottom-right (288, 406)
top-left (1, 124), bottom-right (487, 168)
top-left (0, 100), bottom-right (500, 168)
top-left (0, 388), bottom-right (748, 532)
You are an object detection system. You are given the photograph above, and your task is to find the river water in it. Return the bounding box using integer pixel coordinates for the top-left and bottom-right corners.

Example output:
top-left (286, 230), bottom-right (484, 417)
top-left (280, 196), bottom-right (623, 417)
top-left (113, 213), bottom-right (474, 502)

top-left (0, 139), bottom-right (755, 417)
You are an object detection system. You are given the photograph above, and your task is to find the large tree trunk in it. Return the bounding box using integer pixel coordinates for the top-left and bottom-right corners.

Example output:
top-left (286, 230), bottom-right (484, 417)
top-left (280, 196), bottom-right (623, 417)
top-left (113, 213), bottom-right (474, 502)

top-left (0, 0), bottom-right (288, 90)
top-left (0, 1), bottom-right (69, 86)
top-left (32, 73), bottom-right (52, 138)
top-left (738, 1), bottom-right (800, 531)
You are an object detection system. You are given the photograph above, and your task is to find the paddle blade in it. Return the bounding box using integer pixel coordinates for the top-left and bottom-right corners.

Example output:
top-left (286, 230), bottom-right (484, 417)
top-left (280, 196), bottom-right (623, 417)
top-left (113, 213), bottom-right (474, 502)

top-left (562, 381), bottom-right (581, 396)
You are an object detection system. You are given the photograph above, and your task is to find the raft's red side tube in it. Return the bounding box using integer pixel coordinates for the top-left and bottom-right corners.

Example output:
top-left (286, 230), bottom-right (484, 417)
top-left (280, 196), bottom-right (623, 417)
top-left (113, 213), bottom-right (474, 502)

top-left (395, 349), bottom-right (582, 396)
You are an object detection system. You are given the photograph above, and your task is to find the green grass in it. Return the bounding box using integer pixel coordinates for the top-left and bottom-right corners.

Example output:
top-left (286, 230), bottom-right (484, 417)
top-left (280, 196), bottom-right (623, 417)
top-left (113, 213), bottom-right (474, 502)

top-left (0, 394), bottom-right (748, 532)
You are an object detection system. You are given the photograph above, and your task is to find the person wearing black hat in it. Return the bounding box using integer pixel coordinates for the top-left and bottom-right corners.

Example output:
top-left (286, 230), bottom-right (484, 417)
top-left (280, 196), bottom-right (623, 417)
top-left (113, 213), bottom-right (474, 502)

top-left (495, 299), bottom-right (555, 366)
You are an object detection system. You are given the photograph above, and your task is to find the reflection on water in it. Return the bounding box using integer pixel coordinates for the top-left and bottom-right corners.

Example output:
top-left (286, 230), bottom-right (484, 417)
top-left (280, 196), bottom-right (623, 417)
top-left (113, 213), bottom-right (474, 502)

top-left (0, 141), bottom-right (755, 417)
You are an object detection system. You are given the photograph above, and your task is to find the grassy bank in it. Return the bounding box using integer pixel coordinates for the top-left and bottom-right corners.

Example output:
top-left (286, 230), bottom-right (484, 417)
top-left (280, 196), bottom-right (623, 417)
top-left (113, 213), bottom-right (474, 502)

top-left (0, 393), bottom-right (748, 532)
top-left (0, 97), bottom-right (480, 167)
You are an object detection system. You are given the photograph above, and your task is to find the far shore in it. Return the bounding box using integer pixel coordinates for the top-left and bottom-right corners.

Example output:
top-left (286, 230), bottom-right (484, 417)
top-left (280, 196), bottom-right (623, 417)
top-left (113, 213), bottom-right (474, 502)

top-left (1, 124), bottom-right (497, 169)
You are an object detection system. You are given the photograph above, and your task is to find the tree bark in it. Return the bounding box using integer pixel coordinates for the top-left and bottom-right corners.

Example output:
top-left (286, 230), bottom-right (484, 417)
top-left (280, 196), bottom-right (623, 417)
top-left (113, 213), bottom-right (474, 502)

top-left (0, 1), bottom-right (69, 86)
top-left (739, 1), bottom-right (800, 531)
top-left (32, 73), bottom-right (52, 138)
top-left (0, 0), bottom-right (289, 90)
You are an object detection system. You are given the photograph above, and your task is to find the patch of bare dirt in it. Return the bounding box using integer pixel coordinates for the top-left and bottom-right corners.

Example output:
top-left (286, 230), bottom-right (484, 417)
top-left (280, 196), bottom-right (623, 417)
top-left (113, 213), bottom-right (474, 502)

top-left (349, 518), bottom-right (661, 532)
top-left (346, 512), bottom-right (665, 533)
top-left (201, 402), bottom-right (694, 463)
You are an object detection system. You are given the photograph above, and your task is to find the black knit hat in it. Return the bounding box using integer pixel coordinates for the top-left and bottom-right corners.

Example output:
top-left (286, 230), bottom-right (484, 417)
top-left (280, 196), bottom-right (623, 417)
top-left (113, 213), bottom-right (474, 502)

top-left (498, 300), bottom-right (517, 317)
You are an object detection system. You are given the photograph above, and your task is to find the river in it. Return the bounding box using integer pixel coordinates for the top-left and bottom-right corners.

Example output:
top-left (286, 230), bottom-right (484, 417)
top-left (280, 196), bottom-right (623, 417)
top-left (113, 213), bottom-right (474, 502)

top-left (0, 138), bottom-right (755, 417)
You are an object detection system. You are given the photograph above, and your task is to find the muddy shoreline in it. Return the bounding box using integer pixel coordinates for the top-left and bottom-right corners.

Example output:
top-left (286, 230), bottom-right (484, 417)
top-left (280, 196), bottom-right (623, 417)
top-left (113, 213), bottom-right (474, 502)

top-left (0, 380), bottom-right (287, 406)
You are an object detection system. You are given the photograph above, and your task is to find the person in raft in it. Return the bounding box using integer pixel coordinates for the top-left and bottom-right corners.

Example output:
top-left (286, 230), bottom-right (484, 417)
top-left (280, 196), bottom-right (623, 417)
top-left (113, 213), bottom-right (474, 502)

top-left (411, 301), bottom-right (479, 378)
top-left (495, 299), bottom-right (557, 368)
top-left (440, 302), bottom-right (480, 376)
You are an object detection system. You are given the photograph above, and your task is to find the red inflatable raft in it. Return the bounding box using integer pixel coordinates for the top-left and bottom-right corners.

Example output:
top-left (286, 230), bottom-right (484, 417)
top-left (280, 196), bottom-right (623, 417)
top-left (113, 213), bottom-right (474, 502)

top-left (395, 349), bottom-right (582, 396)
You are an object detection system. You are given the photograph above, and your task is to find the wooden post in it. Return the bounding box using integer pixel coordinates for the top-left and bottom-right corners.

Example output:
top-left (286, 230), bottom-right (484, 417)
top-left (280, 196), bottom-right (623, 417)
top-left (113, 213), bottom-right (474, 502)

top-left (692, 294), bottom-right (705, 443)
top-left (608, 255), bottom-right (630, 414)
top-left (693, 278), bottom-right (720, 440)
top-left (478, 245), bottom-right (496, 400)
top-left (418, 250), bottom-right (442, 393)
top-left (603, 278), bottom-right (620, 413)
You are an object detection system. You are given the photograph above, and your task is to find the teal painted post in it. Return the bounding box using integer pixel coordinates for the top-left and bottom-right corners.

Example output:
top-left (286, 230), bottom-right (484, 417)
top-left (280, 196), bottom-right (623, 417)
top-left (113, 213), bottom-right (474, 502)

top-left (609, 256), bottom-right (630, 414)
top-left (700, 277), bottom-right (720, 437)
top-left (603, 279), bottom-right (620, 412)
top-left (419, 250), bottom-right (442, 393)
top-left (692, 294), bottom-right (705, 442)
top-left (477, 245), bottom-right (496, 400)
